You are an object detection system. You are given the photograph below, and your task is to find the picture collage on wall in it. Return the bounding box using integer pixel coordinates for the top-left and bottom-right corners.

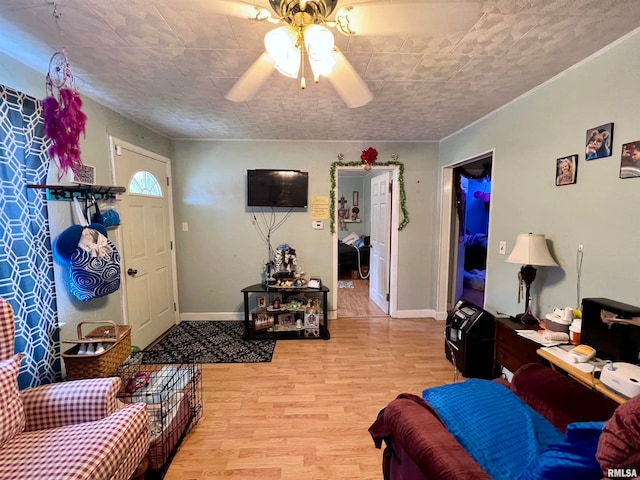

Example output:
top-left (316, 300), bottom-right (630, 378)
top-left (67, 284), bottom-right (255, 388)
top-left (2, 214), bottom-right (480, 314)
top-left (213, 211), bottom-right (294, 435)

top-left (555, 121), bottom-right (640, 184)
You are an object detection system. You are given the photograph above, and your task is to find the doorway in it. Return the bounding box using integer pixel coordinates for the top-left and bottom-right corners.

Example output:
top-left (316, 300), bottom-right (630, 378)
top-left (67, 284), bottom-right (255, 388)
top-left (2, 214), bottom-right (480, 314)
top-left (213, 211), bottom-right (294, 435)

top-left (437, 153), bottom-right (493, 314)
top-left (455, 167), bottom-right (491, 307)
top-left (334, 167), bottom-right (398, 318)
top-left (111, 138), bottom-right (179, 349)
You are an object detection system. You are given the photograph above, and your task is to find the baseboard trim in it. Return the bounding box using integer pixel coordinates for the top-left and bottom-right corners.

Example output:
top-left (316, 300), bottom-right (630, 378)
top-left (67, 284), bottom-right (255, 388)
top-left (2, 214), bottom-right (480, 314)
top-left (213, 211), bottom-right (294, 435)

top-left (179, 310), bottom-right (447, 321)
top-left (392, 309), bottom-right (440, 319)
top-left (180, 312), bottom-right (243, 321)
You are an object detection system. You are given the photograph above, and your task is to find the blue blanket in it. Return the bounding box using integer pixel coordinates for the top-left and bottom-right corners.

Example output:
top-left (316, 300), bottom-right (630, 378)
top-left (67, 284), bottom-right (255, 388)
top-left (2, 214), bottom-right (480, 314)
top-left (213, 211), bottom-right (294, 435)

top-left (423, 379), bottom-right (564, 480)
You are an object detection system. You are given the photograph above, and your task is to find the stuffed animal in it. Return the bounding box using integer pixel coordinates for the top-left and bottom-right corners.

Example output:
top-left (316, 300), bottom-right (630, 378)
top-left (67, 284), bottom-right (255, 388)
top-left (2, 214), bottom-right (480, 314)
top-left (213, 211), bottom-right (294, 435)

top-left (585, 129), bottom-right (610, 160)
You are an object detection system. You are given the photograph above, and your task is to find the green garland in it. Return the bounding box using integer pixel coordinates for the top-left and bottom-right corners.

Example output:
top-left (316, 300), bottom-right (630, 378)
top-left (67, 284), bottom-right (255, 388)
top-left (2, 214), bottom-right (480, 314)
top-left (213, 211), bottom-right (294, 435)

top-left (330, 160), bottom-right (409, 234)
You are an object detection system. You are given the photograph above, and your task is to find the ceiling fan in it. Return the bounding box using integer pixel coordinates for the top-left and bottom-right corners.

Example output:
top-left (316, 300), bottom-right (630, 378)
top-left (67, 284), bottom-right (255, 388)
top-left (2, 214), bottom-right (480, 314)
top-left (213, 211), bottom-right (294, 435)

top-left (216, 0), bottom-right (482, 108)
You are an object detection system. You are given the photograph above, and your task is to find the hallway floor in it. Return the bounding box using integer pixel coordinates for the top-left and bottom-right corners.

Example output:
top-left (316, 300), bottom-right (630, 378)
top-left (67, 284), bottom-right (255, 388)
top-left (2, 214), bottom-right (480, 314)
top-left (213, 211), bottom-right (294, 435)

top-left (337, 278), bottom-right (387, 318)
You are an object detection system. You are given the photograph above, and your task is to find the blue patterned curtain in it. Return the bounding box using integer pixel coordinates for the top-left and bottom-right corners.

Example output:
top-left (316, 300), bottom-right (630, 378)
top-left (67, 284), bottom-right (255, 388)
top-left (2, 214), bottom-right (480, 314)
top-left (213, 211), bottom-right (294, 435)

top-left (0, 84), bottom-right (61, 388)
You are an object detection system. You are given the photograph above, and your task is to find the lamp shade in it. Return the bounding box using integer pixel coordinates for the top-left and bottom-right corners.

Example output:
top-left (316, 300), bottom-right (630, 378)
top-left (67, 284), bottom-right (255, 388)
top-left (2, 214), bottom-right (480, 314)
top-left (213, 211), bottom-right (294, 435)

top-left (505, 233), bottom-right (558, 267)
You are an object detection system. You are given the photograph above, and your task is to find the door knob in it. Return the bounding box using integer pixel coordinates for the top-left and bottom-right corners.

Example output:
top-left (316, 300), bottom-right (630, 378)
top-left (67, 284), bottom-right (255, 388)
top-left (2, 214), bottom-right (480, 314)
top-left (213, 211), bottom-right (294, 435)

top-left (127, 268), bottom-right (138, 277)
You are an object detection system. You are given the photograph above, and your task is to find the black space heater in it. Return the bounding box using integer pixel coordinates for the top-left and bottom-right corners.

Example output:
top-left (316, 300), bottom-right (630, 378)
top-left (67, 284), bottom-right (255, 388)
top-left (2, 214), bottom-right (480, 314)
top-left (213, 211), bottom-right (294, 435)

top-left (444, 299), bottom-right (496, 379)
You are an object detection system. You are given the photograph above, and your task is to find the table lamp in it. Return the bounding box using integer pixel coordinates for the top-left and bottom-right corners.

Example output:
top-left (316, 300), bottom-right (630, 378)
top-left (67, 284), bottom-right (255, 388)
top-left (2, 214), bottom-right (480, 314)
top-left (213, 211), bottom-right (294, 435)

top-left (505, 233), bottom-right (558, 324)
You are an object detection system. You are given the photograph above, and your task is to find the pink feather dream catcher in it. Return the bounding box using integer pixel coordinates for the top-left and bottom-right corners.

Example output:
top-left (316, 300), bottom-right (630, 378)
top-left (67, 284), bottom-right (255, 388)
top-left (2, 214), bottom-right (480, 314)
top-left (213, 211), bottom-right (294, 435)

top-left (43, 50), bottom-right (87, 180)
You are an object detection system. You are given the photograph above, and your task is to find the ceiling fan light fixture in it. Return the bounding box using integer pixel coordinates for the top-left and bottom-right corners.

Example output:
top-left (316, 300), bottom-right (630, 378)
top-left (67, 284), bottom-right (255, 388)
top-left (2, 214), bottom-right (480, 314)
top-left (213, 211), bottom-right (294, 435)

top-left (265, 26), bottom-right (301, 78)
top-left (304, 24), bottom-right (334, 60)
top-left (269, 0), bottom-right (338, 19)
top-left (253, 7), bottom-right (278, 23)
top-left (308, 56), bottom-right (334, 82)
top-left (334, 6), bottom-right (355, 35)
top-left (304, 24), bottom-right (335, 80)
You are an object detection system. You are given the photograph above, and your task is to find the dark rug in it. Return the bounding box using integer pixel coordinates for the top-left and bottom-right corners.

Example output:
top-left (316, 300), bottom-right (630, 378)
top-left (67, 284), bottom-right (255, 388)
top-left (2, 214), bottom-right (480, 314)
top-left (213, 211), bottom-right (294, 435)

top-left (142, 321), bottom-right (276, 364)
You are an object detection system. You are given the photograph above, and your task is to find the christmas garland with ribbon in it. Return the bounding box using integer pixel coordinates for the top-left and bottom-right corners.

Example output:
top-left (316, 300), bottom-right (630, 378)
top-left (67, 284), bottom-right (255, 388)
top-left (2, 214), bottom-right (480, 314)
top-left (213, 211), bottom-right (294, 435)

top-left (329, 159), bottom-right (409, 234)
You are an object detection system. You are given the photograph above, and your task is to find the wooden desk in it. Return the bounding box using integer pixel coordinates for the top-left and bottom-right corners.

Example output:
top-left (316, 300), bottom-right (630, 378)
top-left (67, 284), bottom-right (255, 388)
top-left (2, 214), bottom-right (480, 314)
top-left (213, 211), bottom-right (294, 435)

top-left (537, 348), bottom-right (627, 404)
top-left (494, 316), bottom-right (541, 376)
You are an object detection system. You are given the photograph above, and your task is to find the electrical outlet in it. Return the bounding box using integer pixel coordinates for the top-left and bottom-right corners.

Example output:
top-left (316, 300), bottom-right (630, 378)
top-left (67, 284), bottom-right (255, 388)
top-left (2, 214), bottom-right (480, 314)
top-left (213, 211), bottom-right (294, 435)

top-left (499, 241), bottom-right (506, 255)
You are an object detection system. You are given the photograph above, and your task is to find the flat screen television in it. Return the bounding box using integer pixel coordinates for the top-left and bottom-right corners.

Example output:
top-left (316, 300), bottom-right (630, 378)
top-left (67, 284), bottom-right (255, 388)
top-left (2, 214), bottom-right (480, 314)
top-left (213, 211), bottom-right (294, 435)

top-left (247, 169), bottom-right (308, 208)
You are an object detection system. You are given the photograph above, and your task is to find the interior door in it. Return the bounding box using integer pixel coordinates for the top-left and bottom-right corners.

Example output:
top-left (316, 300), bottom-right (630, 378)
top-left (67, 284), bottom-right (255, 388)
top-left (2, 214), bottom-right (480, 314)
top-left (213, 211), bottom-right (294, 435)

top-left (369, 170), bottom-right (391, 313)
top-left (114, 141), bottom-right (177, 349)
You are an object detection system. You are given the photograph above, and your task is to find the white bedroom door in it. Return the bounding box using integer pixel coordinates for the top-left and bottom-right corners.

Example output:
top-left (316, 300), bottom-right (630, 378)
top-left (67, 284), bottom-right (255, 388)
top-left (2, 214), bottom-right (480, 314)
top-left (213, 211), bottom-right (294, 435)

top-left (369, 170), bottom-right (391, 313)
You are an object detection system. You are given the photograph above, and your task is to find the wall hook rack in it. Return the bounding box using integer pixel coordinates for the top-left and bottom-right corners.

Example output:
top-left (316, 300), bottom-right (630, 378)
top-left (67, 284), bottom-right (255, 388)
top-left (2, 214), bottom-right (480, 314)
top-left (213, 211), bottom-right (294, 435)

top-left (27, 184), bottom-right (126, 201)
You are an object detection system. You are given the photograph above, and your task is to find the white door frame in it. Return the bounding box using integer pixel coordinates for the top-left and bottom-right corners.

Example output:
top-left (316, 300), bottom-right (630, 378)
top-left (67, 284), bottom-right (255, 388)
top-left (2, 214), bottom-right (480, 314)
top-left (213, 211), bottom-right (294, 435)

top-left (109, 137), bottom-right (180, 328)
top-left (436, 150), bottom-right (494, 319)
top-left (332, 165), bottom-right (399, 318)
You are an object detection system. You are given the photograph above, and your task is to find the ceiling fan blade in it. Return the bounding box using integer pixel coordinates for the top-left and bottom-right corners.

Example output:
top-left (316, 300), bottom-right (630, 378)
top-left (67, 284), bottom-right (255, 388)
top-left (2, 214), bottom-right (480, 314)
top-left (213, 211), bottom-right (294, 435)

top-left (225, 53), bottom-right (276, 103)
top-left (327, 49), bottom-right (373, 109)
top-left (209, 0), bottom-right (272, 20)
top-left (334, 1), bottom-right (482, 36)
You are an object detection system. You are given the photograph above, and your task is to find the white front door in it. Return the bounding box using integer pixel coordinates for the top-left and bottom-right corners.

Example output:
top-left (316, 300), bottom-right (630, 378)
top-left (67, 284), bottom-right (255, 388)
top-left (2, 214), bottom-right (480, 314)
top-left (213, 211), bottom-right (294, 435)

top-left (369, 171), bottom-right (391, 313)
top-left (113, 140), bottom-right (177, 349)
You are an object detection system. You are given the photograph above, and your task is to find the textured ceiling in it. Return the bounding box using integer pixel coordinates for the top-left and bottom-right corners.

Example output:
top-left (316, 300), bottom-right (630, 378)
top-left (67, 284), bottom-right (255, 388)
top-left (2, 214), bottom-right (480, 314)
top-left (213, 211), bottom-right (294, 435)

top-left (1, 0), bottom-right (639, 141)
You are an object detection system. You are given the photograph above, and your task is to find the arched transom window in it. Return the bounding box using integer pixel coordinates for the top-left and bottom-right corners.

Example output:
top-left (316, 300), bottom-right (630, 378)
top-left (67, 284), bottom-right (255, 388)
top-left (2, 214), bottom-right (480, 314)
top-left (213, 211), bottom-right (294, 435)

top-left (129, 170), bottom-right (163, 197)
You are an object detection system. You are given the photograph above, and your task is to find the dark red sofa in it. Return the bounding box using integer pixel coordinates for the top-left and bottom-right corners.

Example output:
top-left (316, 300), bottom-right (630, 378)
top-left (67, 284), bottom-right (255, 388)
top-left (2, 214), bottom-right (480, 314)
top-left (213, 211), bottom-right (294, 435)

top-left (369, 363), bottom-right (640, 480)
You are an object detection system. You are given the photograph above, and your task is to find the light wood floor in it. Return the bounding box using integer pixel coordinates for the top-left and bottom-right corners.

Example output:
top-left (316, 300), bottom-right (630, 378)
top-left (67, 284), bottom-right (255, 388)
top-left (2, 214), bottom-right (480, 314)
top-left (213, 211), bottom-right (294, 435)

top-left (164, 316), bottom-right (454, 480)
top-left (337, 279), bottom-right (387, 318)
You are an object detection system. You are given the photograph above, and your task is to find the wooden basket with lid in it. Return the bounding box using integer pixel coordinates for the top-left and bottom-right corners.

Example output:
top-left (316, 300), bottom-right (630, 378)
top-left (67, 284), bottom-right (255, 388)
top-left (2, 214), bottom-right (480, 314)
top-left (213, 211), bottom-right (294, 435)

top-left (62, 320), bottom-right (132, 380)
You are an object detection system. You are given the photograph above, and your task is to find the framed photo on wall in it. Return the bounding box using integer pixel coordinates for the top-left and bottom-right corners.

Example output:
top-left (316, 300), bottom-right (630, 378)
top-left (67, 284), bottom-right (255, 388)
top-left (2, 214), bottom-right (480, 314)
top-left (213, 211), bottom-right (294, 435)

top-left (585, 123), bottom-right (614, 160)
top-left (620, 140), bottom-right (640, 179)
top-left (556, 154), bottom-right (578, 186)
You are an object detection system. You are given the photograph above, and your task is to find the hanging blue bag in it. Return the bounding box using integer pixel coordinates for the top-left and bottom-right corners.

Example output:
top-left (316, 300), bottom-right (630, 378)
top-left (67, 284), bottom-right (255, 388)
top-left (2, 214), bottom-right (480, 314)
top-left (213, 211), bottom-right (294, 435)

top-left (55, 198), bottom-right (121, 301)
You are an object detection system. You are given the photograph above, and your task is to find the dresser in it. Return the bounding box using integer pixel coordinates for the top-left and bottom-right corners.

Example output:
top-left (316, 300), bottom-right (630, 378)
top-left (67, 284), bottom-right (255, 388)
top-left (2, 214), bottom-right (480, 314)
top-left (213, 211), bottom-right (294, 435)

top-left (494, 316), bottom-right (542, 375)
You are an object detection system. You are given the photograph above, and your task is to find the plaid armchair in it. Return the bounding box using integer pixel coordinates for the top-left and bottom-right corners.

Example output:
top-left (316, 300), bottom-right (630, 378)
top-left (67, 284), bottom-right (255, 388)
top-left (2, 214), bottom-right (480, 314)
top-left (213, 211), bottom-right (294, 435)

top-left (0, 298), bottom-right (149, 479)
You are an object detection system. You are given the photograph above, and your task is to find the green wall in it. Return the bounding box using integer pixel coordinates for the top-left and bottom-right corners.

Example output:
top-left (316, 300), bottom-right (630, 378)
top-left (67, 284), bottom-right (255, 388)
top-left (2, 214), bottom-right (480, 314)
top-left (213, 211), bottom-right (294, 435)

top-left (171, 140), bottom-right (439, 317)
top-left (440, 30), bottom-right (640, 317)
top-left (0, 51), bottom-right (171, 349)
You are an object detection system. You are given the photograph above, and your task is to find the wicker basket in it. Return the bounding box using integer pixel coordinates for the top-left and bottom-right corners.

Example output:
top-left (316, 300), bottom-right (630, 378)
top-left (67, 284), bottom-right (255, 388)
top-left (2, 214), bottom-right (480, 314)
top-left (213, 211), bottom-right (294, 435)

top-left (62, 321), bottom-right (132, 380)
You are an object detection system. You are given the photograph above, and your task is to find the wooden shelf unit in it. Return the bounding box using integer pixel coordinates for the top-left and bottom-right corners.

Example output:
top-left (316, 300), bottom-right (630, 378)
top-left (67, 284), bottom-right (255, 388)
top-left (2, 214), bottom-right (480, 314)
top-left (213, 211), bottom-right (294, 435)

top-left (241, 283), bottom-right (330, 340)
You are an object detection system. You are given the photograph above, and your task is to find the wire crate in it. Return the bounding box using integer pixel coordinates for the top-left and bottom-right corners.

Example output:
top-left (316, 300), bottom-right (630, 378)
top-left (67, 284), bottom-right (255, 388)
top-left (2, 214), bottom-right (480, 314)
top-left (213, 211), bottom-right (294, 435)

top-left (112, 352), bottom-right (202, 479)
